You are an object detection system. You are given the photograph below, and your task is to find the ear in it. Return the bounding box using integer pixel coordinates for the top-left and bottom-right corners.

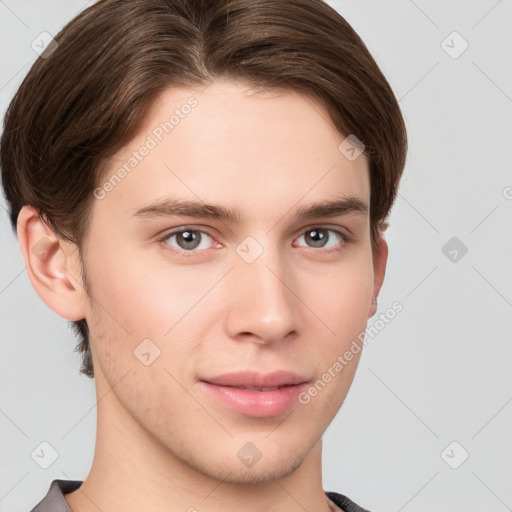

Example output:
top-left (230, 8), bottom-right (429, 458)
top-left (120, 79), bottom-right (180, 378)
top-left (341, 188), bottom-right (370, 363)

top-left (368, 229), bottom-right (388, 318)
top-left (17, 206), bottom-right (87, 321)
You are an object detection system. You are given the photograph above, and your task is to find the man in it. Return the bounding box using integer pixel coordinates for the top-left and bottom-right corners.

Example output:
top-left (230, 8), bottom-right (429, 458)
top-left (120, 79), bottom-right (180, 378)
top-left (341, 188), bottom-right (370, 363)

top-left (0, 1), bottom-right (407, 511)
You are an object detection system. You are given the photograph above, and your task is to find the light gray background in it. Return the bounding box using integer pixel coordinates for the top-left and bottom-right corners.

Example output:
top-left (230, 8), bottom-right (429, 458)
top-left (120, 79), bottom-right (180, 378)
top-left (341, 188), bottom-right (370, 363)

top-left (1, 1), bottom-right (511, 511)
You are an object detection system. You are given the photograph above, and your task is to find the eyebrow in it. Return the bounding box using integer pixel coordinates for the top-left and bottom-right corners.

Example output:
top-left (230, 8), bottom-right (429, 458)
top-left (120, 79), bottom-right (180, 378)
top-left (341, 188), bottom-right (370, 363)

top-left (131, 195), bottom-right (368, 223)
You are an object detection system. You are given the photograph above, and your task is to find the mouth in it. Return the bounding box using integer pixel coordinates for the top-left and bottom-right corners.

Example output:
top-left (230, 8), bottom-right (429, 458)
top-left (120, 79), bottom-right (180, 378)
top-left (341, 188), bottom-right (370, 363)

top-left (199, 371), bottom-right (310, 417)
top-left (223, 385), bottom-right (287, 391)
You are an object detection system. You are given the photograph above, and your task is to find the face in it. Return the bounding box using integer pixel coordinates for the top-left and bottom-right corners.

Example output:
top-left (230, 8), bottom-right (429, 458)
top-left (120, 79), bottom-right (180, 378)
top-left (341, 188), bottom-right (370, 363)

top-left (80, 80), bottom-right (381, 483)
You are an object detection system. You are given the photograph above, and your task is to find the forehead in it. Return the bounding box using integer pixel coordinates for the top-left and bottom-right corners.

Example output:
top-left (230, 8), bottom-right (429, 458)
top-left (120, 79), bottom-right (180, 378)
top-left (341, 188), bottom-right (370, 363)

top-left (99, 80), bottom-right (370, 219)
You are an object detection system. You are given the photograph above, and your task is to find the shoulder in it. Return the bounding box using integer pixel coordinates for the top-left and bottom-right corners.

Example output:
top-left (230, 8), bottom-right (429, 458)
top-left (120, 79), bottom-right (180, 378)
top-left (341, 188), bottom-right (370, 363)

top-left (30, 479), bottom-right (83, 512)
top-left (325, 490), bottom-right (375, 512)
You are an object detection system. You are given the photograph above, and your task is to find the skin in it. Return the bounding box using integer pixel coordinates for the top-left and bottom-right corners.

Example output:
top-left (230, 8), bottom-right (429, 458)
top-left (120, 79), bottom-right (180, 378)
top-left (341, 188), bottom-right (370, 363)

top-left (17, 80), bottom-right (387, 512)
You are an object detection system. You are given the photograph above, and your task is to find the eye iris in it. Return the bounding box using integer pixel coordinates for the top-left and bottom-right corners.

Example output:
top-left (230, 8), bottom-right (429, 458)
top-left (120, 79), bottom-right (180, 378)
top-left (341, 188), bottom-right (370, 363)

top-left (177, 230), bottom-right (201, 250)
top-left (306, 229), bottom-right (328, 248)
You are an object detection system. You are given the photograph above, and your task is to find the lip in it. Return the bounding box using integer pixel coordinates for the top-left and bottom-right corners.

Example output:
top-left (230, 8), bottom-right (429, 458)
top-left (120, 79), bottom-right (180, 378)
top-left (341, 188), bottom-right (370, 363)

top-left (199, 371), bottom-right (310, 417)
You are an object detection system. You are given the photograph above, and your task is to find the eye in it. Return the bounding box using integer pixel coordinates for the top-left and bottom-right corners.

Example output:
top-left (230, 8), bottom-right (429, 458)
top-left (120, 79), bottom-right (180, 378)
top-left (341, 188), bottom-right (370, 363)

top-left (159, 228), bottom-right (216, 254)
top-left (158, 226), bottom-right (352, 257)
top-left (294, 228), bottom-right (349, 252)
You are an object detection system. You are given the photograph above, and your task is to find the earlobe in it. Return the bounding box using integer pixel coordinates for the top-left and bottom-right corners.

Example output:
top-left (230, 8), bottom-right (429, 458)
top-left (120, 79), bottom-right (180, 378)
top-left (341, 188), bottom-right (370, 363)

top-left (368, 233), bottom-right (388, 318)
top-left (17, 206), bottom-right (87, 321)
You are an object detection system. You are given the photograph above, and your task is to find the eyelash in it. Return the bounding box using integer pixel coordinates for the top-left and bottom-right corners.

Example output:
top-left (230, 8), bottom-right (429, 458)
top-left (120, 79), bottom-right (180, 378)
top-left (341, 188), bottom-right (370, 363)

top-left (157, 226), bottom-right (354, 257)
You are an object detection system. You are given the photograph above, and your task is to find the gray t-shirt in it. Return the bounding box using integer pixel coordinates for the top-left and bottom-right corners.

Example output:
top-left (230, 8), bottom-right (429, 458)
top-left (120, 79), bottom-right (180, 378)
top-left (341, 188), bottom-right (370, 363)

top-left (30, 479), bottom-right (373, 512)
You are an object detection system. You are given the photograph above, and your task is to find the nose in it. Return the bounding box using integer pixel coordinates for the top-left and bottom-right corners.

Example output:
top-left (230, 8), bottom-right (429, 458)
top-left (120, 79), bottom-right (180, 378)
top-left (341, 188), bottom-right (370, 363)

top-left (224, 241), bottom-right (299, 345)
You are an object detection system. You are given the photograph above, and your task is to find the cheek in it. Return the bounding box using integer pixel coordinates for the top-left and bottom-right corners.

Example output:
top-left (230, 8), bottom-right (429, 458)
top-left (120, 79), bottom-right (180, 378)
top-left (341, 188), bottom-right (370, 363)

top-left (87, 293), bottom-right (185, 415)
top-left (84, 241), bottom-right (173, 338)
top-left (84, 241), bottom-right (210, 376)
top-left (301, 255), bottom-right (374, 339)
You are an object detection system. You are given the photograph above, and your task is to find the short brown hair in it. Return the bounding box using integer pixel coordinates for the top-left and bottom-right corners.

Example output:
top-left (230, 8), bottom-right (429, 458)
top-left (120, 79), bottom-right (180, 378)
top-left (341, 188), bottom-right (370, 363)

top-left (0, 0), bottom-right (407, 379)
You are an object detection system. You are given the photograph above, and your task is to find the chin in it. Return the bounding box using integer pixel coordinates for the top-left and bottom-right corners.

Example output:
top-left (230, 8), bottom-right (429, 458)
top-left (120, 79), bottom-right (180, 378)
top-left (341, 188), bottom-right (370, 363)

top-left (208, 455), bottom-right (304, 485)
top-left (169, 435), bottom-right (308, 485)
